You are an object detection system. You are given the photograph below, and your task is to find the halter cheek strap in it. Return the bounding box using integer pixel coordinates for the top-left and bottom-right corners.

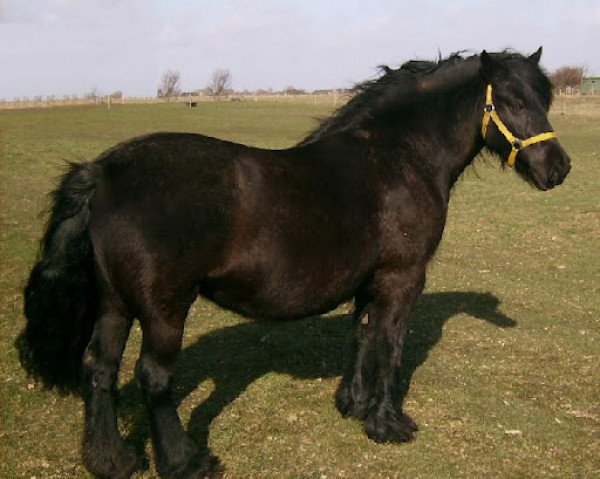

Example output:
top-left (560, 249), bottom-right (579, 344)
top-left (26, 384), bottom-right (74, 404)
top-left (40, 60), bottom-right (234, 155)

top-left (481, 84), bottom-right (557, 167)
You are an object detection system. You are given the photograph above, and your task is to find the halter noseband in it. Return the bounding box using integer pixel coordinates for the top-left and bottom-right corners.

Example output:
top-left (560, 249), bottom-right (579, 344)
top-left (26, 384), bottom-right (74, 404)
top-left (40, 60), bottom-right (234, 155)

top-left (481, 84), bottom-right (557, 167)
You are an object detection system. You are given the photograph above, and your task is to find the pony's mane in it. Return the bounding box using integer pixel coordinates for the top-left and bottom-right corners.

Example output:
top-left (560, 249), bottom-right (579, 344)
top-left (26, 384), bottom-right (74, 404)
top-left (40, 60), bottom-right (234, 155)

top-left (299, 53), bottom-right (469, 145)
top-left (299, 50), bottom-right (552, 145)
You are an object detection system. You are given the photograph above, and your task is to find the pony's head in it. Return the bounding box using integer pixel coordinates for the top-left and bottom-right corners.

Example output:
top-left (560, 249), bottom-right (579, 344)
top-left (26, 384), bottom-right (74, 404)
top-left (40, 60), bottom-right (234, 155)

top-left (479, 48), bottom-right (571, 190)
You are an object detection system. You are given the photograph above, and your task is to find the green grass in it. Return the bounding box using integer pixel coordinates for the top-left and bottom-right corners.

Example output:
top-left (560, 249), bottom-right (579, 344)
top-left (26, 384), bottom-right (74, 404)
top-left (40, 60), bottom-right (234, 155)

top-left (1, 99), bottom-right (599, 478)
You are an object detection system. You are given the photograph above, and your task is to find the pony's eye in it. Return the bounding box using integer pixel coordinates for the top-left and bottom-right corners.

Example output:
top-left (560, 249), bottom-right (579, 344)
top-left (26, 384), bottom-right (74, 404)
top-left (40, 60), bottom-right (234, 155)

top-left (516, 101), bottom-right (525, 111)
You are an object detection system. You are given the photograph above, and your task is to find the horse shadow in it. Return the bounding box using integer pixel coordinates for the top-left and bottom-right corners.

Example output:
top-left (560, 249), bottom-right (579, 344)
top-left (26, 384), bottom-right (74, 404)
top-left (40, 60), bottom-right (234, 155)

top-left (119, 291), bottom-right (516, 468)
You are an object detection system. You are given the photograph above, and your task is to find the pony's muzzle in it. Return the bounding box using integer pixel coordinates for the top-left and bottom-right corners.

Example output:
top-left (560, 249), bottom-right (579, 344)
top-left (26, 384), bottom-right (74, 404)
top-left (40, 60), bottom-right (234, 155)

top-left (517, 140), bottom-right (571, 191)
top-left (544, 146), bottom-right (571, 189)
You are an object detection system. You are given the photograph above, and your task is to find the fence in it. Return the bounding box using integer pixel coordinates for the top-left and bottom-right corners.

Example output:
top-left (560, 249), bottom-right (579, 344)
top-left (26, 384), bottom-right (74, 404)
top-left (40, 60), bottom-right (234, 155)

top-left (0, 92), bottom-right (353, 111)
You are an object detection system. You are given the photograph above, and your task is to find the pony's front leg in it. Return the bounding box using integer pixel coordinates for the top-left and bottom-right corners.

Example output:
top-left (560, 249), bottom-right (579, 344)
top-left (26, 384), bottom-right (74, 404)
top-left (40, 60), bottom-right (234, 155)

top-left (336, 267), bottom-right (425, 443)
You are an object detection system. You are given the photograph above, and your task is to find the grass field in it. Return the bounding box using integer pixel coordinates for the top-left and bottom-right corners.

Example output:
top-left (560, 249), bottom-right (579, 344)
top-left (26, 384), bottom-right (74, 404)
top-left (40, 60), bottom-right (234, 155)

top-left (1, 97), bottom-right (599, 478)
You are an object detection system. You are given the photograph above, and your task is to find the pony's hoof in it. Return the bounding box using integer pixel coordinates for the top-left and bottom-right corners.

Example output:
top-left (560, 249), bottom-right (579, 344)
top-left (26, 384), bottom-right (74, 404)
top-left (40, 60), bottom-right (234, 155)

top-left (83, 443), bottom-right (139, 479)
top-left (158, 452), bottom-right (223, 479)
top-left (364, 408), bottom-right (418, 443)
top-left (187, 453), bottom-right (223, 479)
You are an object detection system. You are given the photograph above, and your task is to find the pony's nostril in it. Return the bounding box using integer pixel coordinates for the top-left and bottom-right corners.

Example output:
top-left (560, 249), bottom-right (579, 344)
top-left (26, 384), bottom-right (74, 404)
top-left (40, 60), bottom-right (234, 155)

top-left (549, 160), bottom-right (570, 187)
top-left (548, 168), bottom-right (559, 187)
top-left (556, 163), bottom-right (571, 186)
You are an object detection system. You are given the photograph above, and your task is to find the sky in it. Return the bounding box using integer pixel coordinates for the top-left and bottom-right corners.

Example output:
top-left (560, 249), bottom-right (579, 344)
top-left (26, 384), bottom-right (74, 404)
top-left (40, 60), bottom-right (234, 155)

top-left (1, 0), bottom-right (598, 99)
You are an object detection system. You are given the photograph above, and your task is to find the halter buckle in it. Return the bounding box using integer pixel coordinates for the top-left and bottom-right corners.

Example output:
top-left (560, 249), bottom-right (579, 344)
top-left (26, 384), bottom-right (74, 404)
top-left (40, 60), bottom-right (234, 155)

top-left (484, 104), bottom-right (495, 113)
top-left (512, 139), bottom-right (523, 150)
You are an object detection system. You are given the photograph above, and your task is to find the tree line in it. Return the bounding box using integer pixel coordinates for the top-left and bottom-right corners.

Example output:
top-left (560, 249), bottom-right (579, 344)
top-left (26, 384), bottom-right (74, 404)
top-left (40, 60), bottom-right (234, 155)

top-left (156, 69), bottom-right (352, 101)
top-left (157, 69), bottom-right (232, 100)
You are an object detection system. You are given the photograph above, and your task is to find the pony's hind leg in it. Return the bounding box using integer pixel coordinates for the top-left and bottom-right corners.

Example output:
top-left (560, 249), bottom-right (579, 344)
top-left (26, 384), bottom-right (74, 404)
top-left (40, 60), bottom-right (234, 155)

top-left (82, 301), bottom-right (137, 479)
top-left (135, 291), bottom-right (219, 479)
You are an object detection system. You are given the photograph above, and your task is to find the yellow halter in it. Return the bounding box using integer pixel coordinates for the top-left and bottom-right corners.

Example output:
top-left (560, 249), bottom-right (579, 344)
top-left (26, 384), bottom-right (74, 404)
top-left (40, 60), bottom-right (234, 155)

top-left (481, 84), bottom-right (557, 167)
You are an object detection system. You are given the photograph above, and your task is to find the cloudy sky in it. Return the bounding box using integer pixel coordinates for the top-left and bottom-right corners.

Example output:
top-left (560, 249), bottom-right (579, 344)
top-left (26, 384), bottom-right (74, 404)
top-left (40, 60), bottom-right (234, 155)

top-left (1, 0), bottom-right (598, 98)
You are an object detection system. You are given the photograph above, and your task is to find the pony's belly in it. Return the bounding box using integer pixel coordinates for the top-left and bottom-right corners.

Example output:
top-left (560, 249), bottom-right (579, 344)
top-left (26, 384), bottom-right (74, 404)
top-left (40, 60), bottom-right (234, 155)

top-left (200, 272), bottom-right (356, 320)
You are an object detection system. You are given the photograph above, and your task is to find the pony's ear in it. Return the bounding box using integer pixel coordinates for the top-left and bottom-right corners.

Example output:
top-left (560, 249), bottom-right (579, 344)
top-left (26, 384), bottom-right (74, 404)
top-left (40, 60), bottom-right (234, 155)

top-left (480, 50), bottom-right (494, 79)
top-left (528, 46), bottom-right (543, 64)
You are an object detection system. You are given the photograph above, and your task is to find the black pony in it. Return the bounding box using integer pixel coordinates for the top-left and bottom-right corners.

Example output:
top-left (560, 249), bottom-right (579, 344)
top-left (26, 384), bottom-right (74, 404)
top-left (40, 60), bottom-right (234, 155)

top-left (17, 48), bottom-right (570, 479)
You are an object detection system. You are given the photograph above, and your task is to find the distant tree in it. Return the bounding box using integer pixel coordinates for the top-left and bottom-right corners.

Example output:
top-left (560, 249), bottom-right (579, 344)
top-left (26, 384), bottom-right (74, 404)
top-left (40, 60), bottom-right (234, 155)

top-left (207, 69), bottom-right (232, 99)
top-left (158, 70), bottom-right (181, 100)
top-left (84, 87), bottom-right (101, 103)
top-left (550, 66), bottom-right (585, 92)
top-left (255, 88), bottom-right (271, 95)
top-left (284, 86), bottom-right (306, 95)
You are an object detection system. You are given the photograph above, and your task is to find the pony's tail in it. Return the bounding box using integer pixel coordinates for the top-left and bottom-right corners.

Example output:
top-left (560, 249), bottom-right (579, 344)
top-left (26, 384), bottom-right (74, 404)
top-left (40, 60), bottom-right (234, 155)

top-left (16, 161), bottom-right (101, 394)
